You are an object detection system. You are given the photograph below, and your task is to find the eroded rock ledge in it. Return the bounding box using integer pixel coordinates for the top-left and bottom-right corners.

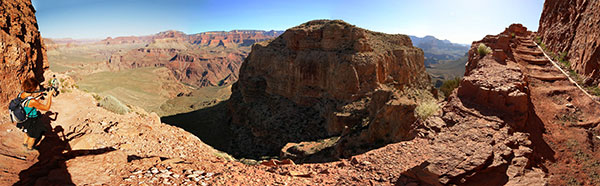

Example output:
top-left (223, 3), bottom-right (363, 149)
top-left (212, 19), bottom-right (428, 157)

top-left (227, 20), bottom-right (432, 158)
top-left (400, 24), bottom-right (547, 185)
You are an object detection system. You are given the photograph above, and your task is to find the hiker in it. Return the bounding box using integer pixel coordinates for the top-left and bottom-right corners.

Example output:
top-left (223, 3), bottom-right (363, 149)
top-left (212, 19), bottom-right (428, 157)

top-left (49, 75), bottom-right (60, 97)
top-left (19, 77), bottom-right (55, 150)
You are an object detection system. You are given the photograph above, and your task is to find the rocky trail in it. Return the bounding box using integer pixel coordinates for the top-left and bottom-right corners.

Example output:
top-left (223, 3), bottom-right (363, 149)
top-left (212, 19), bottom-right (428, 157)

top-left (0, 75), bottom-right (437, 185)
top-left (513, 35), bottom-right (600, 185)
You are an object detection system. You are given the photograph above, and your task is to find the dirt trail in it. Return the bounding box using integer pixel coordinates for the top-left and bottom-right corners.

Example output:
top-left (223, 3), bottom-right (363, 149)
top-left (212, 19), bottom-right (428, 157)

top-left (513, 35), bottom-right (600, 185)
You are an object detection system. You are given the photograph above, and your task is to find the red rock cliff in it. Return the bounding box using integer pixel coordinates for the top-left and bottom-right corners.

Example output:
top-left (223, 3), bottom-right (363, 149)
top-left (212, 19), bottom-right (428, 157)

top-left (537, 0), bottom-right (600, 84)
top-left (0, 0), bottom-right (48, 108)
top-left (228, 20), bottom-right (431, 158)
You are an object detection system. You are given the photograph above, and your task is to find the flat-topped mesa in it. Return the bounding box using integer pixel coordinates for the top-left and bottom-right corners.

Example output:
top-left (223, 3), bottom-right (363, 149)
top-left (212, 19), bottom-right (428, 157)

top-left (228, 20), bottom-right (431, 158)
top-left (0, 0), bottom-right (48, 108)
top-left (538, 0), bottom-right (600, 85)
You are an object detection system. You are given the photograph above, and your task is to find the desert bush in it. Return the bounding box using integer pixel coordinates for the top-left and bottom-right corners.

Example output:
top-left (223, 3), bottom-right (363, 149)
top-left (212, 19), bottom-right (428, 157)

top-left (586, 86), bottom-right (600, 96)
top-left (477, 43), bottom-right (492, 56)
top-left (440, 77), bottom-right (461, 98)
top-left (92, 94), bottom-right (102, 101)
top-left (535, 36), bottom-right (542, 44)
top-left (213, 151), bottom-right (235, 161)
top-left (415, 99), bottom-right (439, 120)
top-left (99, 95), bottom-right (130, 114)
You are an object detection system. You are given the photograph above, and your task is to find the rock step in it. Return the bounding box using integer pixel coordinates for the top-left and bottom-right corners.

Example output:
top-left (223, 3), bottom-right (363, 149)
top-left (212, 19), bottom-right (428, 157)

top-left (515, 36), bottom-right (532, 40)
top-left (515, 48), bottom-right (543, 56)
top-left (517, 39), bottom-right (534, 44)
top-left (526, 67), bottom-right (562, 74)
top-left (537, 86), bottom-right (579, 95)
top-left (526, 64), bottom-right (555, 71)
top-left (527, 74), bottom-right (568, 81)
top-left (519, 56), bottom-right (550, 65)
top-left (518, 42), bottom-right (537, 48)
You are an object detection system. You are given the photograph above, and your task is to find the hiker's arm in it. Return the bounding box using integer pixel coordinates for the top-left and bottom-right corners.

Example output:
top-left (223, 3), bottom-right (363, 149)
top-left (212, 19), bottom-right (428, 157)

top-left (30, 91), bottom-right (53, 111)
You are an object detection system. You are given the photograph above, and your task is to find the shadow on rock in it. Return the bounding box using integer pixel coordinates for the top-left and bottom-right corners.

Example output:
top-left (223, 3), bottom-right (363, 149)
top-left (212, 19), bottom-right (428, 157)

top-left (161, 101), bottom-right (233, 154)
top-left (14, 111), bottom-right (116, 186)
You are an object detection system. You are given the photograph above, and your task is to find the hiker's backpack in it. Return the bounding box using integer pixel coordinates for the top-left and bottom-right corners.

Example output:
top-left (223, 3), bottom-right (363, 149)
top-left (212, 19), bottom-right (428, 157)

top-left (8, 92), bottom-right (34, 124)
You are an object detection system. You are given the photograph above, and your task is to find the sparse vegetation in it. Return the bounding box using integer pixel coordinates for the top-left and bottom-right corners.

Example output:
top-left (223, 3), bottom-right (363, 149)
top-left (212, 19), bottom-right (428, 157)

top-left (98, 95), bottom-right (130, 114)
top-left (555, 108), bottom-right (581, 125)
top-left (477, 43), bottom-right (492, 56)
top-left (439, 77), bottom-right (461, 98)
top-left (563, 139), bottom-right (600, 185)
top-left (213, 151), bottom-right (235, 161)
top-left (538, 46), bottom-right (600, 97)
top-left (535, 36), bottom-right (542, 44)
top-left (540, 42), bottom-right (546, 50)
top-left (92, 94), bottom-right (102, 101)
top-left (415, 98), bottom-right (439, 120)
top-left (566, 177), bottom-right (580, 186)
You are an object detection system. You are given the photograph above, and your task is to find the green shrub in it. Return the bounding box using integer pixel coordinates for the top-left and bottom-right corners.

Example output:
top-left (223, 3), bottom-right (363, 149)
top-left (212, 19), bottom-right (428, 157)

top-left (415, 99), bottom-right (439, 120)
top-left (213, 151), bottom-right (235, 161)
top-left (440, 77), bottom-right (461, 98)
top-left (477, 43), bottom-right (492, 56)
top-left (586, 86), bottom-right (600, 96)
top-left (92, 94), bottom-right (102, 101)
top-left (556, 51), bottom-right (570, 67)
top-left (99, 95), bottom-right (130, 114)
top-left (535, 36), bottom-right (542, 44)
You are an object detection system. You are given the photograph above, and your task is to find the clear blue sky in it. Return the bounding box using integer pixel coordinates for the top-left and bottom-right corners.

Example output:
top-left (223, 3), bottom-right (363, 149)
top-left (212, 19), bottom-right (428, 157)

top-left (32, 0), bottom-right (544, 44)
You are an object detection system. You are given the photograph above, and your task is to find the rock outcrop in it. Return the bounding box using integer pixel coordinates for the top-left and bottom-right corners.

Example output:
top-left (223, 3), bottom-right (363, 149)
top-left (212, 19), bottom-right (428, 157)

top-left (228, 20), bottom-right (431, 158)
top-left (537, 0), bottom-right (600, 84)
top-left (0, 0), bottom-right (48, 107)
top-left (399, 24), bottom-right (548, 185)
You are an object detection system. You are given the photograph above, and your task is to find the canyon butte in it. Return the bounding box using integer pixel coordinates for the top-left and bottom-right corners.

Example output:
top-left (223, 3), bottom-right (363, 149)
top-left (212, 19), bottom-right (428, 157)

top-left (1, 0), bottom-right (600, 186)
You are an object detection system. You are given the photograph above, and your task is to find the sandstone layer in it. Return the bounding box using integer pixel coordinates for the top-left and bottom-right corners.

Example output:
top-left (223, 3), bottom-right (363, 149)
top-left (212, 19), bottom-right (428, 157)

top-left (228, 20), bottom-right (431, 158)
top-left (0, 0), bottom-right (48, 107)
top-left (538, 0), bottom-right (600, 84)
top-left (105, 30), bottom-right (282, 87)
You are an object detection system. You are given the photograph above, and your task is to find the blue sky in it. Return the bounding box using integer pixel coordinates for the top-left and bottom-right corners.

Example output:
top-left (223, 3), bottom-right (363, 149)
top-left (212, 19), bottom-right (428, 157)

top-left (32, 0), bottom-right (544, 44)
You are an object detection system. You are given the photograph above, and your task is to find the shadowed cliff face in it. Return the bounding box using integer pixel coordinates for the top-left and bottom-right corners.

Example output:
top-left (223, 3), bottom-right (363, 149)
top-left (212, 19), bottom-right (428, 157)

top-left (538, 0), bottom-right (600, 84)
top-left (0, 0), bottom-right (48, 108)
top-left (226, 20), bottom-right (432, 158)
